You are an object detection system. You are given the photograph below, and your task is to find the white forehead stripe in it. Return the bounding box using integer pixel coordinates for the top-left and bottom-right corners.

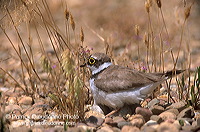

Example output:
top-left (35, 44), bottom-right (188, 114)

top-left (91, 55), bottom-right (97, 60)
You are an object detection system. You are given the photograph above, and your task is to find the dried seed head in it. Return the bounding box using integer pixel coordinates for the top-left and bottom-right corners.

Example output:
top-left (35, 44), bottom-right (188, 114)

top-left (155, 0), bottom-right (162, 8)
top-left (65, 8), bottom-right (70, 20)
top-left (70, 13), bottom-right (75, 31)
top-left (74, 76), bottom-right (83, 96)
top-left (184, 6), bottom-right (191, 20)
top-left (40, 55), bottom-right (52, 72)
top-left (61, 50), bottom-right (74, 76)
top-left (134, 25), bottom-right (140, 36)
top-left (145, 0), bottom-right (152, 13)
top-left (147, 0), bottom-right (153, 6)
top-left (80, 27), bottom-right (84, 43)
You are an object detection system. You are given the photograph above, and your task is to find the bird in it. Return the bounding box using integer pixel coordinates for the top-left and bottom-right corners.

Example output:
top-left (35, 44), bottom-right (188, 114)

top-left (80, 53), bottom-right (184, 114)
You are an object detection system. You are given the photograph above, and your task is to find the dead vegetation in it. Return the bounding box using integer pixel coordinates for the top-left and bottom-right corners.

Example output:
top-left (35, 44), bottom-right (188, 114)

top-left (0, 0), bottom-right (199, 130)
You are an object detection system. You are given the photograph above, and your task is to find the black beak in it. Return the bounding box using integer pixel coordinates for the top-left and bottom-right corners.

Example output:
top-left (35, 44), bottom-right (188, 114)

top-left (80, 63), bottom-right (86, 67)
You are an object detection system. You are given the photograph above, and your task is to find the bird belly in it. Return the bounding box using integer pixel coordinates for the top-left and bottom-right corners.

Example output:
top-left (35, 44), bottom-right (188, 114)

top-left (89, 79), bottom-right (162, 109)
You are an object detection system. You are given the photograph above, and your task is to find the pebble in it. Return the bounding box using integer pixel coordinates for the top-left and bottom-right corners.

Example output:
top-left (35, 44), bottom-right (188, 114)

top-left (9, 126), bottom-right (31, 132)
top-left (5, 104), bottom-right (22, 114)
top-left (177, 107), bottom-right (194, 119)
top-left (97, 126), bottom-right (117, 132)
top-left (129, 114), bottom-right (145, 128)
top-left (77, 123), bottom-right (95, 131)
top-left (24, 104), bottom-right (50, 121)
top-left (104, 117), bottom-right (117, 127)
top-left (7, 97), bottom-right (17, 105)
top-left (166, 101), bottom-right (187, 112)
top-left (117, 121), bottom-right (131, 129)
top-left (164, 119), bottom-right (175, 123)
top-left (135, 107), bottom-right (153, 122)
top-left (67, 127), bottom-right (85, 132)
top-left (182, 125), bottom-right (195, 131)
top-left (197, 118), bottom-right (200, 126)
top-left (150, 115), bottom-right (163, 124)
top-left (113, 116), bottom-right (125, 123)
top-left (147, 98), bottom-right (160, 108)
top-left (18, 96), bottom-right (33, 105)
top-left (104, 117), bottom-right (113, 124)
top-left (121, 125), bottom-right (140, 132)
top-left (173, 120), bottom-right (182, 130)
top-left (0, 87), bottom-right (9, 92)
top-left (10, 120), bottom-right (25, 128)
top-left (141, 125), bottom-right (156, 132)
top-left (145, 120), bottom-right (158, 126)
top-left (86, 116), bottom-right (104, 127)
top-left (159, 111), bottom-right (177, 121)
top-left (9, 109), bottom-right (22, 121)
top-left (150, 105), bottom-right (165, 115)
top-left (157, 122), bottom-right (179, 132)
top-left (165, 108), bottom-right (179, 116)
top-left (117, 104), bottom-right (139, 116)
top-left (14, 87), bottom-right (25, 94)
top-left (178, 118), bottom-right (193, 125)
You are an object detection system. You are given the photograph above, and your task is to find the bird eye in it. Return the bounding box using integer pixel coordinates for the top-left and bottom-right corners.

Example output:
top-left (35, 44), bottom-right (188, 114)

top-left (89, 58), bottom-right (95, 65)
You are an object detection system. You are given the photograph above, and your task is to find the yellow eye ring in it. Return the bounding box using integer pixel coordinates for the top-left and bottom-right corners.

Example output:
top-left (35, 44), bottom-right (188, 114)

top-left (89, 58), bottom-right (95, 65)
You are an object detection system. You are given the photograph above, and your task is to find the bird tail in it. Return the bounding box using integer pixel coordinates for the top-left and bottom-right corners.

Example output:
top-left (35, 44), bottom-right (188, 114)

top-left (165, 69), bottom-right (185, 78)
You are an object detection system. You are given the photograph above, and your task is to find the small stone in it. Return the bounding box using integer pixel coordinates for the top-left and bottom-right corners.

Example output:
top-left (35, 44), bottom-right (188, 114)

top-left (182, 125), bottom-right (195, 131)
top-left (150, 115), bottom-right (163, 124)
top-left (178, 118), bottom-right (193, 125)
top-left (18, 96), bottom-right (33, 105)
top-left (111, 127), bottom-right (121, 132)
top-left (5, 104), bottom-right (22, 114)
top-left (9, 109), bottom-right (22, 121)
top-left (104, 117), bottom-right (117, 127)
top-left (197, 118), bottom-right (200, 126)
top-left (14, 87), bottom-right (25, 94)
top-left (104, 117), bottom-right (113, 124)
top-left (121, 125), bottom-right (140, 132)
top-left (173, 120), bottom-right (182, 130)
top-left (159, 111), bottom-right (176, 121)
top-left (77, 123), bottom-right (95, 131)
top-left (166, 101), bottom-right (187, 112)
top-left (165, 108), bottom-right (179, 116)
top-left (24, 104), bottom-right (50, 121)
top-left (164, 119), bottom-right (175, 123)
top-left (157, 122), bottom-right (179, 132)
top-left (150, 105), bottom-right (165, 115)
top-left (129, 114), bottom-right (145, 128)
top-left (150, 124), bottom-right (160, 130)
top-left (192, 120), bottom-right (197, 127)
top-left (177, 107), bottom-right (194, 119)
top-left (9, 126), bottom-right (31, 132)
top-left (118, 104), bottom-right (139, 117)
top-left (0, 87), bottom-right (9, 92)
top-left (141, 125), bottom-right (156, 132)
top-left (67, 127), bottom-right (85, 132)
top-left (86, 116), bottom-right (104, 127)
top-left (135, 107), bottom-right (153, 122)
top-left (97, 126), bottom-right (114, 132)
top-left (113, 116), bottom-right (125, 123)
top-left (85, 109), bottom-right (105, 119)
top-left (7, 97), bottom-right (17, 105)
top-left (145, 120), bottom-right (158, 126)
top-left (117, 121), bottom-right (131, 129)
top-left (10, 120), bottom-right (25, 128)
top-left (148, 98), bottom-right (160, 108)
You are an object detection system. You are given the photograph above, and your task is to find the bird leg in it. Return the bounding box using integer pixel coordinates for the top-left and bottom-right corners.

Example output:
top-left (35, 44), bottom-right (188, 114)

top-left (105, 108), bottom-right (120, 117)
